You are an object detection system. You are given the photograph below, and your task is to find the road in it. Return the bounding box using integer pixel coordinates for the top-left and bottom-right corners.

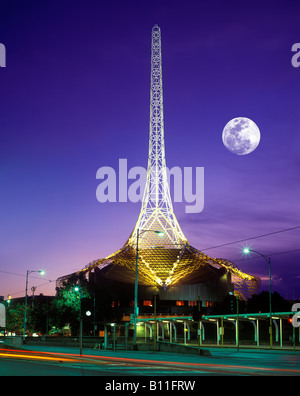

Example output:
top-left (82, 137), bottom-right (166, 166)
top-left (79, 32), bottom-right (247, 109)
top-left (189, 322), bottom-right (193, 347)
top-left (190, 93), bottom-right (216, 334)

top-left (1, 344), bottom-right (300, 377)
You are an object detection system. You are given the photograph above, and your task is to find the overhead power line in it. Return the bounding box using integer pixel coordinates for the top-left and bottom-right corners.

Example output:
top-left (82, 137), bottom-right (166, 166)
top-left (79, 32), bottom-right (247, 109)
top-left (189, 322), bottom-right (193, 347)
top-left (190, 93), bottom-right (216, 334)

top-left (201, 225), bottom-right (300, 251)
top-left (4, 280), bottom-right (54, 298)
top-left (0, 270), bottom-right (54, 283)
top-left (234, 248), bottom-right (300, 262)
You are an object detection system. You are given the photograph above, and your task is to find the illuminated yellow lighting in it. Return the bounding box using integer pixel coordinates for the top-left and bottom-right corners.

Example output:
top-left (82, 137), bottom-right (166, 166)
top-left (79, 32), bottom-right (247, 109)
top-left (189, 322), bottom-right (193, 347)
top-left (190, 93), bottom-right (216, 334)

top-left (0, 352), bottom-right (75, 362)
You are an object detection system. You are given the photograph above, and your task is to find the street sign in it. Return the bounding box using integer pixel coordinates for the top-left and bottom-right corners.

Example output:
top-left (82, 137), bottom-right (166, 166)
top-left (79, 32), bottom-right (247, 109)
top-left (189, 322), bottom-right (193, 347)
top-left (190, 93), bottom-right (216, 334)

top-left (0, 303), bottom-right (5, 328)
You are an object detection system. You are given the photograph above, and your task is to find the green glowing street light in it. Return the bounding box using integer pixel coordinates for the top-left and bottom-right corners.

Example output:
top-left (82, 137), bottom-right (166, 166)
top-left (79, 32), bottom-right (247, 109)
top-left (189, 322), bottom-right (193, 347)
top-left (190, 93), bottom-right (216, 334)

top-left (73, 285), bottom-right (83, 355)
top-left (242, 246), bottom-right (273, 348)
top-left (156, 231), bottom-right (164, 237)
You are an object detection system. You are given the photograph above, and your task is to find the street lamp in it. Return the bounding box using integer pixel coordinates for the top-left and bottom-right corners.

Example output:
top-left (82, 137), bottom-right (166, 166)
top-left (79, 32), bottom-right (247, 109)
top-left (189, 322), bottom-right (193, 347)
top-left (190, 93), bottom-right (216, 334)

top-left (74, 285), bottom-right (83, 355)
top-left (133, 228), bottom-right (164, 349)
top-left (243, 247), bottom-right (273, 348)
top-left (23, 270), bottom-right (45, 340)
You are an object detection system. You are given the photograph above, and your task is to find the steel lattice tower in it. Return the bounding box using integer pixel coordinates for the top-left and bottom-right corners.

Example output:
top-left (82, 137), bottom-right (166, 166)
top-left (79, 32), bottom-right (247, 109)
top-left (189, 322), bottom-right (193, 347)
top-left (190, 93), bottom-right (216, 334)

top-left (128, 25), bottom-right (187, 250)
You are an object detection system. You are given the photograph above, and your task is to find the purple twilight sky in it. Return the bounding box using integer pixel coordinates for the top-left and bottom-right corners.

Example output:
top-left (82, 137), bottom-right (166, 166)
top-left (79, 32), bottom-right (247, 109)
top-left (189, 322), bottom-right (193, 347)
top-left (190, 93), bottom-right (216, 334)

top-left (0, 0), bottom-right (299, 301)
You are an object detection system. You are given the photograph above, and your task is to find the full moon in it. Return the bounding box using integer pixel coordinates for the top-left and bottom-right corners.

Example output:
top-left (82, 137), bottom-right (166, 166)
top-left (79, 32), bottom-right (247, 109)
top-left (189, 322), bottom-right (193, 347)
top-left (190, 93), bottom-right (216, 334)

top-left (222, 117), bottom-right (260, 155)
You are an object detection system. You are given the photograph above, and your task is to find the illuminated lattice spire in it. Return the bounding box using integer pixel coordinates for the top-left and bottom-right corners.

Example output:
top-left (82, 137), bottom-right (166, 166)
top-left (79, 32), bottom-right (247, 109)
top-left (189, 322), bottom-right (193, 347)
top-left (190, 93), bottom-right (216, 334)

top-left (128, 25), bottom-right (187, 250)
